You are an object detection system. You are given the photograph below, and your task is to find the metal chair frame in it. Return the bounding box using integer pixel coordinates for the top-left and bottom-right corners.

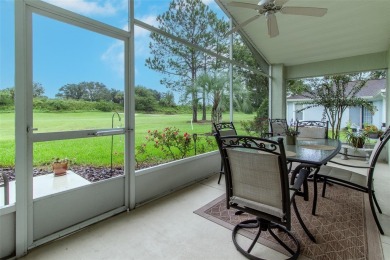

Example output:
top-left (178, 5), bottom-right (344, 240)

top-left (312, 127), bottom-right (390, 235)
top-left (295, 121), bottom-right (329, 139)
top-left (269, 118), bottom-right (289, 136)
top-left (268, 118), bottom-right (294, 172)
top-left (218, 136), bottom-right (315, 259)
top-left (213, 122), bottom-right (237, 184)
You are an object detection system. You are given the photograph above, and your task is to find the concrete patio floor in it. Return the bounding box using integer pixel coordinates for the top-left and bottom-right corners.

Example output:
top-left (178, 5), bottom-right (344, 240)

top-left (18, 157), bottom-right (390, 260)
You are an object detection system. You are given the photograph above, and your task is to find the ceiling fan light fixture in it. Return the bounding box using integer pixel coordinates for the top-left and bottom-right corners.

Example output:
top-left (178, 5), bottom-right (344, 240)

top-left (266, 11), bottom-right (279, 38)
top-left (258, 0), bottom-right (270, 6)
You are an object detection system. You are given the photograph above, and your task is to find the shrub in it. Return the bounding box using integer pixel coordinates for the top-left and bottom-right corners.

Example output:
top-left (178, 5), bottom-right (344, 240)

top-left (241, 117), bottom-right (269, 137)
top-left (47, 99), bottom-right (71, 111)
top-left (94, 101), bottom-right (115, 112)
top-left (30, 98), bottom-right (124, 112)
top-left (363, 124), bottom-right (378, 133)
top-left (195, 135), bottom-right (217, 154)
top-left (139, 127), bottom-right (192, 160)
top-left (0, 92), bottom-right (13, 106)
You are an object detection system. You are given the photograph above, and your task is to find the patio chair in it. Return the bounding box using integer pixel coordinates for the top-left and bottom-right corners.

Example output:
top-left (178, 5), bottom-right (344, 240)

top-left (219, 136), bottom-right (315, 259)
top-left (268, 118), bottom-right (294, 172)
top-left (0, 171), bottom-right (10, 206)
top-left (296, 121), bottom-right (328, 139)
top-left (311, 127), bottom-right (390, 235)
top-left (213, 122), bottom-right (237, 184)
top-left (268, 118), bottom-right (289, 136)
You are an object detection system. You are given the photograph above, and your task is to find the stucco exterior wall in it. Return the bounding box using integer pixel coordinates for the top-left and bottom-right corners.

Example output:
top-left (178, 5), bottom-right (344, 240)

top-left (373, 100), bottom-right (384, 128)
top-left (286, 102), bottom-right (385, 129)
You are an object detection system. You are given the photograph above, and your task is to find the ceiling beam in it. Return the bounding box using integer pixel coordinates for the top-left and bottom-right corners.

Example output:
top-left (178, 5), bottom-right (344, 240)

top-left (286, 52), bottom-right (388, 79)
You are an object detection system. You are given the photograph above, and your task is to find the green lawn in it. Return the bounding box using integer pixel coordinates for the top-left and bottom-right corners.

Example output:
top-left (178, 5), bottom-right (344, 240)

top-left (0, 111), bottom-right (255, 167)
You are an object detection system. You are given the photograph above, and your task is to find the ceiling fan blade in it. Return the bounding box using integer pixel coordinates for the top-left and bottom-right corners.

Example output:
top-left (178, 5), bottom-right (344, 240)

top-left (274, 0), bottom-right (289, 6)
top-left (266, 12), bottom-right (279, 38)
top-left (227, 1), bottom-right (263, 10)
top-left (280, 7), bottom-right (327, 17)
top-left (225, 15), bottom-right (261, 36)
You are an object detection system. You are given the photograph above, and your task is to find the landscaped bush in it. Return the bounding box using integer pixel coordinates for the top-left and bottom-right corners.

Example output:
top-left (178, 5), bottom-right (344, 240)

top-left (134, 127), bottom-right (218, 169)
top-left (194, 134), bottom-right (217, 154)
top-left (140, 127), bottom-right (192, 160)
top-left (0, 92), bottom-right (13, 106)
top-left (241, 117), bottom-right (269, 137)
top-left (33, 98), bottom-right (90, 111)
top-left (27, 97), bottom-right (195, 114)
top-left (94, 101), bottom-right (117, 112)
top-left (32, 98), bottom-right (123, 112)
top-left (135, 96), bottom-right (158, 112)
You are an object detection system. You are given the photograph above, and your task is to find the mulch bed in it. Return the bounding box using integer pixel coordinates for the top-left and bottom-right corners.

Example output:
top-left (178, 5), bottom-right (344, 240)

top-left (0, 166), bottom-right (124, 183)
top-left (0, 162), bottom-right (160, 183)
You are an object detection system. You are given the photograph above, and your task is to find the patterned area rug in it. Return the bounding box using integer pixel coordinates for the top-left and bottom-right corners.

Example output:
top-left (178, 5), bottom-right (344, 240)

top-left (194, 183), bottom-right (383, 259)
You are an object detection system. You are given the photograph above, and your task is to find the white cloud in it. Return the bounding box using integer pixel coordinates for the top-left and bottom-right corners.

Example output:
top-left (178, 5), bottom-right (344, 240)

top-left (45, 0), bottom-right (117, 16)
top-left (121, 15), bottom-right (157, 36)
top-left (134, 37), bottom-right (150, 57)
top-left (102, 14), bottom-right (155, 74)
top-left (101, 41), bottom-right (124, 77)
top-left (139, 15), bottom-right (159, 28)
top-left (122, 23), bottom-right (129, 31)
top-left (132, 15), bottom-right (158, 56)
top-left (134, 15), bottom-right (158, 37)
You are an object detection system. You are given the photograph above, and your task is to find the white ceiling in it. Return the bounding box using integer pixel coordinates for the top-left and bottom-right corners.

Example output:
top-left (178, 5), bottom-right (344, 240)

top-left (216, 0), bottom-right (390, 66)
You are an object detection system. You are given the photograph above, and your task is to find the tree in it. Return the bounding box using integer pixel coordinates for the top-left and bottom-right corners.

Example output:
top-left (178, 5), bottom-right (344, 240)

top-left (297, 75), bottom-right (376, 139)
top-left (135, 86), bottom-right (159, 112)
top-left (199, 19), bottom-right (229, 120)
top-left (232, 39), bottom-right (268, 112)
top-left (0, 88), bottom-right (14, 106)
top-left (195, 72), bottom-right (227, 124)
top-left (110, 88), bottom-right (124, 104)
top-left (56, 81), bottom-right (110, 101)
top-left (56, 83), bottom-right (87, 100)
top-left (232, 80), bottom-right (253, 113)
top-left (369, 70), bottom-right (386, 79)
top-left (1, 82), bottom-right (44, 105)
top-left (33, 82), bottom-right (45, 98)
top-left (145, 0), bottom-right (222, 122)
top-left (0, 87), bottom-right (14, 101)
top-left (82, 82), bottom-right (111, 101)
top-left (159, 91), bottom-right (176, 107)
top-left (241, 99), bottom-right (269, 137)
top-left (287, 79), bottom-right (307, 96)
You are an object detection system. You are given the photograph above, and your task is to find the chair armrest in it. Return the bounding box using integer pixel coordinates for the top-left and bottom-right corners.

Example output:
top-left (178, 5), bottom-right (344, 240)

top-left (328, 160), bottom-right (373, 169)
top-left (262, 132), bottom-right (273, 138)
top-left (290, 163), bottom-right (319, 185)
top-left (291, 168), bottom-right (309, 191)
top-left (337, 152), bottom-right (366, 159)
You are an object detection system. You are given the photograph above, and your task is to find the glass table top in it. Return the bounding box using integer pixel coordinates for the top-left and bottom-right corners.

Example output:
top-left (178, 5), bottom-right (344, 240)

top-left (270, 137), bottom-right (341, 165)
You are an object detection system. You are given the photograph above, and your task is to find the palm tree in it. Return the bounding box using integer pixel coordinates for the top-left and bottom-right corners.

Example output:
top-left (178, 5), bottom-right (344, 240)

top-left (194, 73), bottom-right (228, 127)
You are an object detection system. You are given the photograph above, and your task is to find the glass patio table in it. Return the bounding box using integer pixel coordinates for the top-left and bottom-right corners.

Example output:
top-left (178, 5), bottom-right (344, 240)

top-left (269, 136), bottom-right (341, 201)
top-left (269, 137), bottom-right (342, 166)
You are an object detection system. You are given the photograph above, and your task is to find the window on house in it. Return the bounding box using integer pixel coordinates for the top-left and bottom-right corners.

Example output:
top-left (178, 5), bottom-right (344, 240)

top-left (362, 103), bottom-right (373, 125)
top-left (295, 104), bottom-right (303, 121)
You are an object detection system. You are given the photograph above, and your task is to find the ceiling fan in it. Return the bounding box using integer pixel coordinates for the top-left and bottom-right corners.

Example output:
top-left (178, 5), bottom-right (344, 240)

top-left (226, 0), bottom-right (327, 38)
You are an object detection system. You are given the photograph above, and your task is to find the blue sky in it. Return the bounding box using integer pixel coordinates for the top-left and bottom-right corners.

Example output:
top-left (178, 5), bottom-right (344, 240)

top-left (0, 0), bottom-right (226, 100)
